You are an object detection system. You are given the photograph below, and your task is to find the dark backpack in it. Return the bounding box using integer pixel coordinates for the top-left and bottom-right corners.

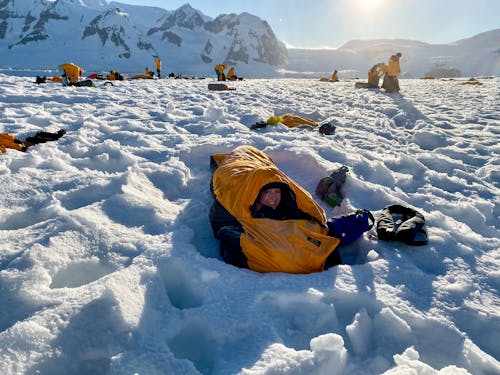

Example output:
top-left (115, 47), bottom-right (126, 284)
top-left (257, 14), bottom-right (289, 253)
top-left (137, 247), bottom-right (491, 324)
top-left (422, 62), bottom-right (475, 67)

top-left (319, 123), bottom-right (336, 135)
top-left (315, 166), bottom-right (349, 207)
top-left (376, 204), bottom-right (428, 246)
top-left (35, 76), bottom-right (47, 84)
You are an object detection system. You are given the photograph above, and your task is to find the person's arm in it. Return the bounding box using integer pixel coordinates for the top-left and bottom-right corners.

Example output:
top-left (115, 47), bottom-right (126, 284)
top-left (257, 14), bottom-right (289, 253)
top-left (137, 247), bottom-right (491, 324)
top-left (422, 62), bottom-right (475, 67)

top-left (217, 226), bottom-right (248, 268)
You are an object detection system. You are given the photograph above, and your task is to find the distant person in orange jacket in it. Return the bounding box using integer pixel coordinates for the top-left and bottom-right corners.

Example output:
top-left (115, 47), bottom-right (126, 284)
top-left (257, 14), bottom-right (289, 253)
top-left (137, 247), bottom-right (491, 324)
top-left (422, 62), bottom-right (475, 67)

top-left (131, 67), bottom-right (154, 79)
top-left (226, 67), bottom-right (243, 81)
top-left (367, 64), bottom-right (382, 88)
top-left (214, 64), bottom-right (227, 81)
top-left (155, 57), bottom-right (162, 78)
top-left (381, 52), bottom-right (401, 93)
top-left (320, 69), bottom-right (339, 82)
top-left (106, 70), bottom-right (124, 81)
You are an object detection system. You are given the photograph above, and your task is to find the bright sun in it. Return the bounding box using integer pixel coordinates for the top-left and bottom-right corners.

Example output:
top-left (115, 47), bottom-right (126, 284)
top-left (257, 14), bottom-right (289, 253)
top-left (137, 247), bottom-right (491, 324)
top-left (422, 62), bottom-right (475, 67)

top-left (360, 0), bottom-right (380, 8)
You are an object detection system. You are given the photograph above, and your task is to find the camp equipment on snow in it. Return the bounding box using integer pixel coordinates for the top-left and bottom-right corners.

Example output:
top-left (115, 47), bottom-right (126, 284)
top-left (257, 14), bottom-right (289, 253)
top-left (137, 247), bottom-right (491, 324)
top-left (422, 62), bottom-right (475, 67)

top-left (376, 204), bottom-right (428, 246)
top-left (266, 114), bottom-right (320, 129)
top-left (210, 145), bottom-right (340, 273)
top-left (319, 123), bottom-right (336, 135)
top-left (266, 116), bottom-right (283, 126)
top-left (315, 166), bottom-right (349, 207)
top-left (72, 79), bottom-right (95, 87)
top-left (462, 78), bottom-right (482, 85)
top-left (327, 209), bottom-right (375, 244)
top-left (250, 121), bottom-right (268, 130)
top-left (208, 83), bottom-right (235, 91)
top-left (355, 82), bottom-right (380, 89)
top-left (35, 76), bottom-right (47, 84)
top-left (25, 129), bottom-right (66, 147)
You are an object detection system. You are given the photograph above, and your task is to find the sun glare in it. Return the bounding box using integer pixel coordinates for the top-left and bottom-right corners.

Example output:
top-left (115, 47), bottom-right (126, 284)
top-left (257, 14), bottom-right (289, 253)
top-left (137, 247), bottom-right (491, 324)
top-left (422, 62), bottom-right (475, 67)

top-left (360, 0), bottom-right (380, 8)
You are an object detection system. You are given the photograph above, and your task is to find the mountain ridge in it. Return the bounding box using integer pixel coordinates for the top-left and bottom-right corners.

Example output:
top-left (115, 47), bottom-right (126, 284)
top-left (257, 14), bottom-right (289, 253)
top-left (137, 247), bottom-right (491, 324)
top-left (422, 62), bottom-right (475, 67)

top-left (0, 1), bottom-right (498, 78)
top-left (0, 0), bottom-right (287, 76)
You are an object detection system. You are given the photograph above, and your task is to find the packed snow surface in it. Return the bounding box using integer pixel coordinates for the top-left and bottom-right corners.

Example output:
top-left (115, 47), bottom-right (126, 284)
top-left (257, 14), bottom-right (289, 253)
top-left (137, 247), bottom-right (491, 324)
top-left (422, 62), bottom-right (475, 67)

top-left (0, 75), bottom-right (499, 375)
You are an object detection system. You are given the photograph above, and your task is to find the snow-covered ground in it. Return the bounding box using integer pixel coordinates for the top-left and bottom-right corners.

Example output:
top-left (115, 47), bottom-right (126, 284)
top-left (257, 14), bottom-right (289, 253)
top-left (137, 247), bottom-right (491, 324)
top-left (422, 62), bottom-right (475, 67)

top-left (0, 75), bottom-right (498, 375)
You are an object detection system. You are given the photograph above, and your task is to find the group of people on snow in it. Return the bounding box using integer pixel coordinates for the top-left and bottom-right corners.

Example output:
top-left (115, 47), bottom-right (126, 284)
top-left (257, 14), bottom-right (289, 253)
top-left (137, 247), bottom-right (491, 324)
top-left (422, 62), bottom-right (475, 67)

top-left (214, 64), bottom-right (243, 81)
top-left (354, 52), bottom-right (402, 92)
top-left (324, 52), bottom-right (402, 93)
top-left (35, 56), bottom-right (163, 86)
top-left (37, 51), bottom-right (402, 93)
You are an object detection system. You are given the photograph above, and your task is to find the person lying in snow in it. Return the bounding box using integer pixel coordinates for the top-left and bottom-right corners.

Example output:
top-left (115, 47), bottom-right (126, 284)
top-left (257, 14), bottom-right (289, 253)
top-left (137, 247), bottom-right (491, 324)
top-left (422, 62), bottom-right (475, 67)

top-left (106, 70), bottom-right (124, 81)
top-left (59, 63), bottom-right (95, 87)
top-left (319, 69), bottom-right (339, 82)
top-left (209, 145), bottom-right (343, 273)
top-left (250, 114), bottom-right (336, 135)
top-left (368, 64), bottom-right (383, 88)
top-left (226, 67), bottom-right (243, 81)
top-left (355, 64), bottom-right (384, 89)
top-left (0, 130), bottom-right (66, 153)
top-left (130, 67), bottom-right (154, 80)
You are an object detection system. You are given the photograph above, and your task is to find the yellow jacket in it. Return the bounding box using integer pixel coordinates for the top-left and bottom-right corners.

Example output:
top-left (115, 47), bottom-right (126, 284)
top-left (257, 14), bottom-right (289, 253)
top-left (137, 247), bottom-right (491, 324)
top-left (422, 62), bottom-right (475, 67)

top-left (106, 71), bottom-right (117, 80)
top-left (155, 57), bottom-right (161, 71)
top-left (0, 133), bottom-right (25, 153)
top-left (387, 56), bottom-right (400, 77)
top-left (215, 64), bottom-right (227, 73)
top-left (379, 63), bottom-right (388, 75)
top-left (331, 71), bottom-right (339, 82)
top-left (267, 114), bottom-right (320, 129)
top-left (214, 64), bottom-right (227, 80)
top-left (368, 69), bottom-right (380, 85)
top-left (59, 63), bottom-right (83, 84)
top-left (226, 67), bottom-right (236, 80)
top-left (212, 145), bottom-right (339, 273)
top-left (131, 68), bottom-right (154, 79)
top-left (131, 73), bottom-right (153, 79)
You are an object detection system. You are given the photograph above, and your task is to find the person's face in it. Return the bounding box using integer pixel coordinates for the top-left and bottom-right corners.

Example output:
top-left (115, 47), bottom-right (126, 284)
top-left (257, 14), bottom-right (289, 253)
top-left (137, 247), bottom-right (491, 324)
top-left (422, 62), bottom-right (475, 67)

top-left (260, 188), bottom-right (281, 210)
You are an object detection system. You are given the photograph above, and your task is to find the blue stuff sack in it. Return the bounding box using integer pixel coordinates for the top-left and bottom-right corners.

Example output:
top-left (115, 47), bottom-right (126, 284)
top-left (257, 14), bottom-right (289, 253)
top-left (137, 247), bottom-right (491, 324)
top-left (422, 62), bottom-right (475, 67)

top-left (327, 209), bottom-right (375, 244)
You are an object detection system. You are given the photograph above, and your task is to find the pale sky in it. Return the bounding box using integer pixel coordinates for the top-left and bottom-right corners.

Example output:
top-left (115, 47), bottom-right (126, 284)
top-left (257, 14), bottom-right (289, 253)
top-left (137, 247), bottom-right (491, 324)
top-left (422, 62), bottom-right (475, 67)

top-left (116, 0), bottom-right (500, 48)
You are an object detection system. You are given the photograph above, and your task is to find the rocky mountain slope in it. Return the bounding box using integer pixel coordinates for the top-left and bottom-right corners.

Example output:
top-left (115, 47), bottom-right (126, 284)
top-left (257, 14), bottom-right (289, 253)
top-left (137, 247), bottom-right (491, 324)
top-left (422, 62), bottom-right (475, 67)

top-left (0, 0), bottom-right (497, 77)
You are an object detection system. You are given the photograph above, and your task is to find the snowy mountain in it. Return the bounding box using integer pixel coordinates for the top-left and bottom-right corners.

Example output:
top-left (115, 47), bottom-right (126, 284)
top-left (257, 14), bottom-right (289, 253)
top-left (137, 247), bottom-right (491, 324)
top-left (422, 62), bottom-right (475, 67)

top-left (0, 0), bottom-right (498, 78)
top-left (0, 0), bottom-right (287, 76)
top-left (285, 29), bottom-right (500, 78)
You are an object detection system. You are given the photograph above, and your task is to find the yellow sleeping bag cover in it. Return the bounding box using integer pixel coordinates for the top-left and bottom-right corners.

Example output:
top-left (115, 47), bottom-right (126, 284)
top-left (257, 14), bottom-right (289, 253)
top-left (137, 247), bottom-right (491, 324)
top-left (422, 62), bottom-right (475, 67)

top-left (0, 133), bottom-right (25, 153)
top-left (212, 145), bottom-right (339, 273)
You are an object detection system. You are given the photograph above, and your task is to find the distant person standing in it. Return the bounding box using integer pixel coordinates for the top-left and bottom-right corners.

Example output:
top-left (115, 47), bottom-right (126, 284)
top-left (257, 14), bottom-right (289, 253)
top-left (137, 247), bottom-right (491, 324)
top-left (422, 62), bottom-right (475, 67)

top-left (319, 69), bottom-right (339, 82)
top-left (214, 64), bottom-right (227, 81)
top-left (367, 64), bottom-right (382, 88)
top-left (155, 57), bottom-right (162, 78)
top-left (381, 52), bottom-right (401, 93)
